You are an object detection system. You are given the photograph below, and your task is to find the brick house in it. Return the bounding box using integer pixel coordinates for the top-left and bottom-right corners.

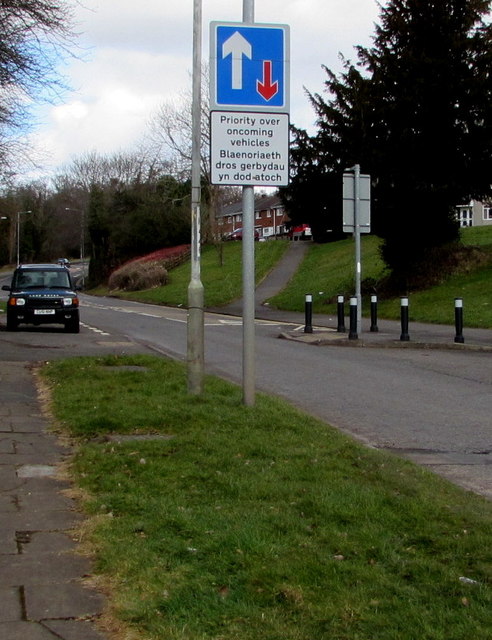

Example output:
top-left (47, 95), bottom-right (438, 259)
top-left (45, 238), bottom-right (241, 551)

top-left (217, 194), bottom-right (290, 240)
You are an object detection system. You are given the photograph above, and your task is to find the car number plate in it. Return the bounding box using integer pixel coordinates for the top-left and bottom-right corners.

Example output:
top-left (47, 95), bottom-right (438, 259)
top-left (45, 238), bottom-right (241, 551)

top-left (34, 309), bottom-right (56, 315)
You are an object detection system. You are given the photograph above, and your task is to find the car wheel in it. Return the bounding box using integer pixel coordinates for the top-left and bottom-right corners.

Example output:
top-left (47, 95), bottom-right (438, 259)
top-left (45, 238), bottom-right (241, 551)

top-left (65, 319), bottom-right (80, 333)
top-left (6, 315), bottom-right (18, 331)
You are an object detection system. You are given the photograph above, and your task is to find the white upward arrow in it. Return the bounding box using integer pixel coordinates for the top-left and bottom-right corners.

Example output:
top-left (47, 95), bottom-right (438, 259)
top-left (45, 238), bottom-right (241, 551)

top-left (222, 31), bottom-right (252, 90)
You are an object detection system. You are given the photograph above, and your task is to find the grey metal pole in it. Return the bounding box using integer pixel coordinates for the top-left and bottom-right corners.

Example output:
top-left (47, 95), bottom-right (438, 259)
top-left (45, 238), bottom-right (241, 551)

top-left (242, 187), bottom-right (255, 406)
top-left (65, 207), bottom-right (85, 280)
top-left (243, 0), bottom-right (254, 23)
top-left (16, 210), bottom-right (31, 266)
top-left (242, 0), bottom-right (256, 406)
top-left (16, 212), bottom-right (20, 267)
top-left (354, 164), bottom-right (362, 335)
top-left (187, 0), bottom-right (205, 394)
top-left (81, 209), bottom-right (85, 287)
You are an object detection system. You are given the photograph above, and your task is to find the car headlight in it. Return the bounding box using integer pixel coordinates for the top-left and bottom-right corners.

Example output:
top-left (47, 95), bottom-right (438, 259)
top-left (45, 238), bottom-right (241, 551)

top-left (10, 297), bottom-right (25, 306)
top-left (63, 297), bottom-right (74, 306)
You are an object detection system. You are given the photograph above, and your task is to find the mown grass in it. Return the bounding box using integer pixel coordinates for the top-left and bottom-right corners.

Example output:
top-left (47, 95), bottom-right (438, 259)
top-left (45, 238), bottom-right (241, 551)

top-left (42, 354), bottom-right (492, 640)
top-left (268, 235), bottom-right (387, 313)
top-left (106, 240), bottom-right (289, 308)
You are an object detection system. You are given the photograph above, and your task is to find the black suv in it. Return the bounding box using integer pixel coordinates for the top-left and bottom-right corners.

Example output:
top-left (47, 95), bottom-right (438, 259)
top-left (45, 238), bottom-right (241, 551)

top-left (2, 264), bottom-right (80, 332)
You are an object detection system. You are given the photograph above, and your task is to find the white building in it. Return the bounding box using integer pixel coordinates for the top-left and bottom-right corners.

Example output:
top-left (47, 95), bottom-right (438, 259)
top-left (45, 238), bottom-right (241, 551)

top-left (456, 201), bottom-right (492, 228)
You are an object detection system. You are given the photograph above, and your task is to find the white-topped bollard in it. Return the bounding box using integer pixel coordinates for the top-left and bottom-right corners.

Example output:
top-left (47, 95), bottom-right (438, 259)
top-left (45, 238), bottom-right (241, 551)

top-left (370, 294), bottom-right (379, 332)
top-left (400, 296), bottom-right (410, 341)
top-left (454, 297), bottom-right (464, 344)
top-left (348, 296), bottom-right (358, 340)
top-left (304, 294), bottom-right (313, 334)
top-left (337, 295), bottom-right (346, 333)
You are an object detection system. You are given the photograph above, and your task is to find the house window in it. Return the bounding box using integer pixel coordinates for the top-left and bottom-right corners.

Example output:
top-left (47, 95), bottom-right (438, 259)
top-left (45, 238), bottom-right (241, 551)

top-left (266, 210), bottom-right (272, 218)
top-left (483, 207), bottom-right (492, 221)
top-left (255, 212), bottom-right (261, 220)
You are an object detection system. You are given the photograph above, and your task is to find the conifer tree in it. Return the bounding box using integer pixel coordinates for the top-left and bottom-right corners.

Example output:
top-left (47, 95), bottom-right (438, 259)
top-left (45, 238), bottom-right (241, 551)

top-left (284, 0), bottom-right (492, 285)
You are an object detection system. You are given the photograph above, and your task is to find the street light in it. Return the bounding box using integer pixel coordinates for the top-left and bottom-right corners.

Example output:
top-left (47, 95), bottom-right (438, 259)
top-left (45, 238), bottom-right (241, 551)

top-left (64, 208), bottom-right (85, 263)
top-left (16, 210), bottom-right (32, 266)
top-left (0, 216), bottom-right (7, 265)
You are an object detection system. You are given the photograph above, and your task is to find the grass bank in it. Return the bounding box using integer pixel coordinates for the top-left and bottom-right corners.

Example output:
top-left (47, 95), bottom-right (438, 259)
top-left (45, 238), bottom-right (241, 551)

top-left (42, 354), bottom-right (492, 640)
top-left (269, 227), bottom-right (492, 328)
top-left (95, 227), bottom-right (491, 328)
top-left (104, 240), bottom-right (289, 308)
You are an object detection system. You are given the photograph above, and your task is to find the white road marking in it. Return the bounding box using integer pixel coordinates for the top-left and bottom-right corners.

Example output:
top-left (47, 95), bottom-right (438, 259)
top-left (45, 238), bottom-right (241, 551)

top-left (82, 299), bottom-right (301, 329)
top-left (80, 322), bottom-right (110, 336)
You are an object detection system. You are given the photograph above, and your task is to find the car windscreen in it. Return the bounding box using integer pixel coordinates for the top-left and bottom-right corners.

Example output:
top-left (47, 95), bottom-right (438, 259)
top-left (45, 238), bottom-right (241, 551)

top-left (13, 270), bottom-right (71, 289)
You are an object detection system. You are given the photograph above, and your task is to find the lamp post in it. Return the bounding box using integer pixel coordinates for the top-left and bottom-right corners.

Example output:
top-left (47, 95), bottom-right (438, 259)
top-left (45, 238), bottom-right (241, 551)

top-left (16, 210), bottom-right (32, 266)
top-left (64, 208), bottom-right (85, 263)
top-left (65, 207), bottom-right (86, 288)
top-left (187, 0), bottom-right (204, 395)
top-left (0, 216), bottom-right (7, 265)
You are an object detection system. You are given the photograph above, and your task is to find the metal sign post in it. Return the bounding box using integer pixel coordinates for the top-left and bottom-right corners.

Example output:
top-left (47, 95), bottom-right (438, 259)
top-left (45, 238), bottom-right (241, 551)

top-left (210, 0), bottom-right (290, 406)
top-left (343, 166), bottom-right (371, 335)
top-left (354, 164), bottom-right (362, 334)
top-left (242, 0), bottom-right (255, 407)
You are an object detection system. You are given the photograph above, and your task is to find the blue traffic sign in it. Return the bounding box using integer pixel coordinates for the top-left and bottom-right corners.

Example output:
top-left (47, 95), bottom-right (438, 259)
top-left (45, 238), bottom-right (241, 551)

top-left (210, 22), bottom-right (290, 112)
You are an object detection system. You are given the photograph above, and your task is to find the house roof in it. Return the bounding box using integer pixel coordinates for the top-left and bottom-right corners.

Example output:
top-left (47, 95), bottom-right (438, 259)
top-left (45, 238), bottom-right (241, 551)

top-left (218, 194), bottom-right (282, 219)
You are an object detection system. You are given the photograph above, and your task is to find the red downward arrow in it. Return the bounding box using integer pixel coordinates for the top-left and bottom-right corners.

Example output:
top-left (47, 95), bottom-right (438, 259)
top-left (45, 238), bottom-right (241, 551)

top-left (257, 60), bottom-right (279, 101)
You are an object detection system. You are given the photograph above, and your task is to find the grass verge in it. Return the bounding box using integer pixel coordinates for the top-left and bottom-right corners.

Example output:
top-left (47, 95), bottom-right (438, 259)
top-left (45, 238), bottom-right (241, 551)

top-left (104, 240), bottom-right (289, 308)
top-left (269, 228), bottom-right (492, 328)
top-left (93, 227), bottom-right (491, 328)
top-left (42, 354), bottom-right (492, 640)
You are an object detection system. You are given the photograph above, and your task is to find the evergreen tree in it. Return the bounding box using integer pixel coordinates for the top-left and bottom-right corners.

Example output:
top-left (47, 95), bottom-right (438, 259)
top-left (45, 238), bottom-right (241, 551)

top-left (363, 0), bottom-right (492, 283)
top-left (285, 0), bottom-right (492, 285)
top-left (282, 62), bottom-right (372, 242)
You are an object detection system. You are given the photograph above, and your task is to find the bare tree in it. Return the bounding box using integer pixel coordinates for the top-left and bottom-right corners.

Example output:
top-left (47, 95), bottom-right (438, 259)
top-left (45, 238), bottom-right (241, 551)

top-left (146, 68), bottom-right (210, 183)
top-left (0, 0), bottom-right (76, 179)
top-left (54, 150), bottom-right (175, 192)
top-left (146, 67), bottom-right (244, 242)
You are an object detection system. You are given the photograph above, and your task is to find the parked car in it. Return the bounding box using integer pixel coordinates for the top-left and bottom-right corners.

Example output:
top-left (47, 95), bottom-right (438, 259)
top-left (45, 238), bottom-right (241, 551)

top-left (224, 227), bottom-right (261, 241)
top-left (288, 224), bottom-right (312, 240)
top-left (2, 264), bottom-right (80, 332)
top-left (57, 258), bottom-right (70, 267)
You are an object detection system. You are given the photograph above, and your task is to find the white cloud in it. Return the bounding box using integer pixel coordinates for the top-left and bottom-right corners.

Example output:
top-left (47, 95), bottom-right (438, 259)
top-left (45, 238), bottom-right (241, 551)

top-left (26, 0), bottom-right (381, 178)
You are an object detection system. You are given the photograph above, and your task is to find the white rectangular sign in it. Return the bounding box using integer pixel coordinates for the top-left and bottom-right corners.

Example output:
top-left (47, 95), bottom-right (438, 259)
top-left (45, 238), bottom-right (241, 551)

top-left (343, 172), bottom-right (371, 233)
top-left (210, 111), bottom-right (289, 186)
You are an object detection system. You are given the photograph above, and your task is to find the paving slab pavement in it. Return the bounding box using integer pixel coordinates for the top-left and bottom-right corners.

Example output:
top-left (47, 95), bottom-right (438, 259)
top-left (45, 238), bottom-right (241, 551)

top-left (0, 361), bottom-right (107, 640)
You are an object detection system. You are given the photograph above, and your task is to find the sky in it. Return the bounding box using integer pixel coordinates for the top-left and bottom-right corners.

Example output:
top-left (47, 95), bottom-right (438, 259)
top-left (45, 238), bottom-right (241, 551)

top-left (27, 0), bottom-right (381, 178)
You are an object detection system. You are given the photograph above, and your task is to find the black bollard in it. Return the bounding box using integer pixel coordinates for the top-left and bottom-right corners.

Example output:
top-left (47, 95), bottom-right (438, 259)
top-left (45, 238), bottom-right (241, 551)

top-left (454, 297), bottom-right (465, 344)
top-left (370, 294), bottom-right (379, 332)
top-left (337, 295), bottom-right (346, 333)
top-left (304, 294), bottom-right (313, 333)
top-left (400, 296), bottom-right (410, 341)
top-left (348, 296), bottom-right (358, 340)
